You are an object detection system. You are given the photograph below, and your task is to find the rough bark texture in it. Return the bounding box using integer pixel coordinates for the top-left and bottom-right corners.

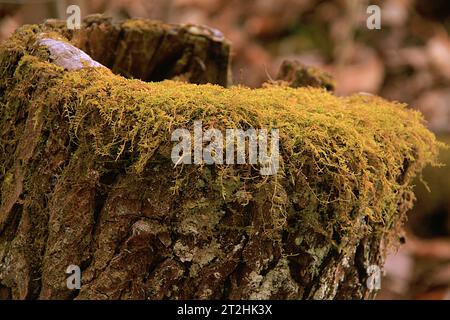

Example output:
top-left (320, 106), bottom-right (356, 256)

top-left (42, 15), bottom-right (231, 86)
top-left (275, 60), bottom-right (335, 91)
top-left (0, 17), bottom-right (441, 300)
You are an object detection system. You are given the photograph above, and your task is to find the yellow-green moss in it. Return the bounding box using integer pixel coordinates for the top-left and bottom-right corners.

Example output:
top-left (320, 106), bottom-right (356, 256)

top-left (47, 68), bottom-right (442, 243)
top-left (0, 26), bottom-right (443, 250)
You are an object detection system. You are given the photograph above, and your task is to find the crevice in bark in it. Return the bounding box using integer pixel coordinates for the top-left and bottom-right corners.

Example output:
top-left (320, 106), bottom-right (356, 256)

top-left (0, 284), bottom-right (12, 300)
top-left (2, 203), bottom-right (22, 241)
top-left (92, 170), bottom-right (121, 238)
top-left (303, 248), bottom-right (337, 299)
top-left (355, 240), bottom-right (368, 285)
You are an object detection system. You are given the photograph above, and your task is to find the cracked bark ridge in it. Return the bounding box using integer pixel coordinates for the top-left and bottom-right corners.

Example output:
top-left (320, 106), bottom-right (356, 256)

top-left (0, 17), bottom-right (435, 300)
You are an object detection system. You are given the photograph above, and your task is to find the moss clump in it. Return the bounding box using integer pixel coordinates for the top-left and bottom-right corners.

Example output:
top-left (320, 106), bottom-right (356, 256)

top-left (0, 21), bottom-right (444, 299)
top-left (1, 27), bottom-right (441, 240)
top-left (54, 70), bottom-right (442, 241)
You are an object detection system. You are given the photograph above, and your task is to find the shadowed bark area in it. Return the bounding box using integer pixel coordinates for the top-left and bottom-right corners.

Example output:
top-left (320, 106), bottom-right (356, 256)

top-left (0, 17), bottom-right (441, 300)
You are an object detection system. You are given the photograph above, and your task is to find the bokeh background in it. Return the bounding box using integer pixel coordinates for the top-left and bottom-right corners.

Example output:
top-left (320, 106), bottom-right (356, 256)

top-left (1, 0), bottom-right (450, 299)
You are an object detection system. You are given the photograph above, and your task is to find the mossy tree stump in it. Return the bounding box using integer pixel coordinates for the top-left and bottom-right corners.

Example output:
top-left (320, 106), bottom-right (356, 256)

top-left (0, 17), bottom-right (441, 300)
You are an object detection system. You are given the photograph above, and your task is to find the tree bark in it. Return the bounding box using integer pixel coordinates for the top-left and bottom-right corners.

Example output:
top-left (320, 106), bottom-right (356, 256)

top-left (0, 17), bottom-right (440, 300)
top-left (43, 15), bottom-right (231, 86)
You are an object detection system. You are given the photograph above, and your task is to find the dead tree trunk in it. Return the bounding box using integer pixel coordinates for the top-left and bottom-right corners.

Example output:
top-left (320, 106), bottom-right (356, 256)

top-left (0, 16), bottom-right (441, 300)
top-left (43, 15), bottom-right (231, 86)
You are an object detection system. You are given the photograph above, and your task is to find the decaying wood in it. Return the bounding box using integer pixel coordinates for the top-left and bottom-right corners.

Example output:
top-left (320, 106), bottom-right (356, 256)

top-left (0, 16), bottom-right (440, 300)
top-left (43, 15), bottom-right (231, 86)
top-left (276, 60), bottom-right (335, 91)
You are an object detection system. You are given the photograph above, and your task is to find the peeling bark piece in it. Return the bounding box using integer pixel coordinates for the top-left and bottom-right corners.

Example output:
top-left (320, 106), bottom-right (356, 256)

top-left (37, 38), bottom-right (104, 70)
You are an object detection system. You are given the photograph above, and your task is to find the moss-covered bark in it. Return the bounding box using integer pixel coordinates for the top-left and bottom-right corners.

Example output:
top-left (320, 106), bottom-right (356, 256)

top-left (0, 17), bottom-right (442, 300)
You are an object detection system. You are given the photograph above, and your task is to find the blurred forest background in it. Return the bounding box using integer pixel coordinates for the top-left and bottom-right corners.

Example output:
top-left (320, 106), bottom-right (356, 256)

top-left (1, 0), bottom-right (450, 299)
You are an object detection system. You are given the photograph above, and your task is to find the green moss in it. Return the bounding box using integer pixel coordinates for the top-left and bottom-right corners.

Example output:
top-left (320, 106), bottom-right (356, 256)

top-left (0, 25), bottom-right (443, 251)
top-left (50, 70), bottom-right (443, 243)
